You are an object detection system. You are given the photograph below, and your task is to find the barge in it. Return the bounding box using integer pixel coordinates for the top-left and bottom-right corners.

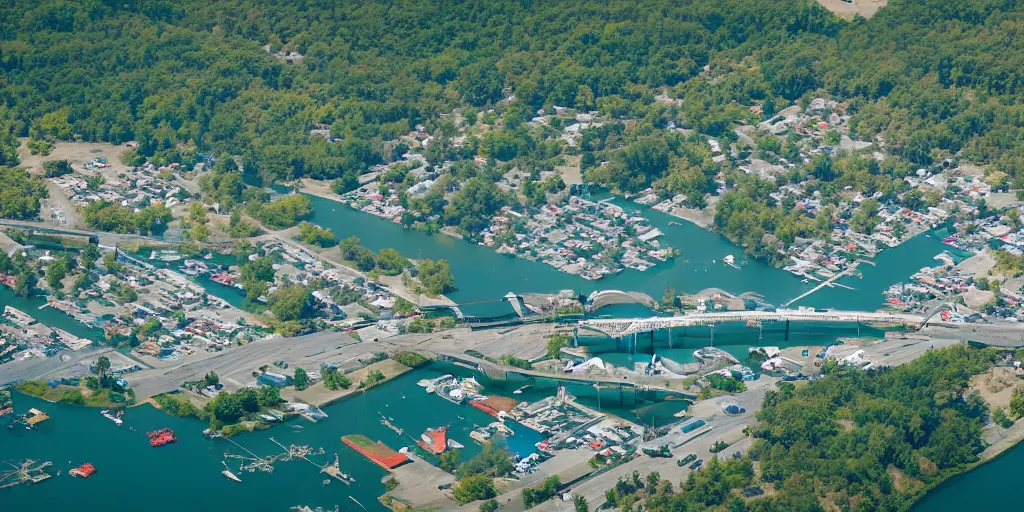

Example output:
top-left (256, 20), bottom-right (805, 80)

top-left (341, 435), bottom-right (408, 470)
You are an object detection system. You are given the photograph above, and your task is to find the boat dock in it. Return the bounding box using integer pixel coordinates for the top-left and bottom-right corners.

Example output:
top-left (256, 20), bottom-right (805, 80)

top-left (0, 459), bottom-right (52, 488)
top-left (379, 412), bottom-right (404, 435)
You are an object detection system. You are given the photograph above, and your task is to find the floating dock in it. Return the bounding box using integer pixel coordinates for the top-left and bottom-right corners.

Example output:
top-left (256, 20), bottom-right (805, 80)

top-left (341, 435), bottom-right (408, 470)
top-left (469, 396), bottom-right (519, 418)
top-left (25, 408), bottom-right (49, 426)
top-left (0, 459), bottom-right (52, 488)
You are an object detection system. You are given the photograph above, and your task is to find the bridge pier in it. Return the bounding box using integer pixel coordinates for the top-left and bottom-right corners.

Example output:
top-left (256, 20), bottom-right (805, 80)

top-left (572, 327), bottom-right (578, 348)
top-left (649, 330), bottom-right (654, 356)
top-left (668, 326), bottom-right (672, 349)
top-left (785, 319), bottom-right (790, 341)
top-left (710, 324), bottom-right (715, 346)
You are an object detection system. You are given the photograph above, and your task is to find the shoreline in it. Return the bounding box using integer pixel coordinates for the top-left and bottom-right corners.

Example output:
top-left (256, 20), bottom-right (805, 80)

top-left (908, 429), bottom-right (1024, 508)
top-left (300, 181), bottom-right (687, 285)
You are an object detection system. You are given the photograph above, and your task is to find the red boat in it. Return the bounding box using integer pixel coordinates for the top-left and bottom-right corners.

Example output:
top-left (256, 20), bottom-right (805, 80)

top-left (70, 463), bottom-right (96, 478)
top-left (147, 428), bottom-right (177, 447)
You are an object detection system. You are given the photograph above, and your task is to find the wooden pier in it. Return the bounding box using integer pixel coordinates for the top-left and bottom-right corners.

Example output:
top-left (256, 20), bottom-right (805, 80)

top-left (0, 459), bottom-right (52, 488)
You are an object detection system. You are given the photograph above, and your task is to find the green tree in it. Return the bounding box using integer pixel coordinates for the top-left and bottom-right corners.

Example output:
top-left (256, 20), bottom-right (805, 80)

top-left (453, 474), bottom-right (497, 505)
top-left (80, 244), bottom-right (100, 270)
top-left (14, 268), bottom-right (38, 298)
top-left (294, 368), bottom-right (309, 391)
top-left (439, 450), bottom-right (461, 473)
top-left (46, 256), bottom-right (69, 291)
top-left (376, 248), bottom-right (409, 275)
top-left (417, 259), bottom-right (457, 295)
top-left (547, 334), bottom-right (569, 359)
top-left (95, 355), bottom-right (111, 381)
top-left (269, 284), bottom-right (313, 322)
top-left (1011, 388), bottom-right (1024, 418)
top-left (573, 495), bottom-right (589, 512)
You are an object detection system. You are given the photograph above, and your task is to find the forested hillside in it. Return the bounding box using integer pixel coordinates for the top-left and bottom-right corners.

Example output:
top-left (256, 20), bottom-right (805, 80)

top-left (1, 0), bottom-right (1022, 186)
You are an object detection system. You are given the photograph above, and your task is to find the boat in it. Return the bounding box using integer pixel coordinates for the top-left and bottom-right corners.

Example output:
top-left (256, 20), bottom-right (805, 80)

top-left (438, 380), bottom-right (465, 404)
top-left (723, 255), bottom-right (740, 269)
top-left (416, 425), bottom-right (449, 455)
top-left (101, 409), bottom-right (123, 426)
top-left (447, 439), bottom-right (465, 449)
top-left (222, 463), bottom-right (242, 483)
top-left (69, 463), bottom-right (96, 478)
top-left (418, 374), bottom-right (453, 394)
top-left (146, 428), bottom-right (177, 447)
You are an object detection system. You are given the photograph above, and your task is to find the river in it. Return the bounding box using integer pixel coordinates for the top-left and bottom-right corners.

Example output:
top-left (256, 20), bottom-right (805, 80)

top-left (0, 195), bottom-right (992, 509)
top-left (305, 194), bottom-right (950, 315)
top-left (911, 441), bottom-right (1024, 511)
top-left (0, 367), bottom-right (543, 512)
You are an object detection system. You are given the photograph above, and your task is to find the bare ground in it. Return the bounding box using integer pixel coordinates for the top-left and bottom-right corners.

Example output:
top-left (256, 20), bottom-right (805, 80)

top-left (814, 0), bottom-right (888, 20)
top-left (17, 139), bottom-right (133, 177)
top-left (555, 154), bottom-right (583, 186)
top-left (970, 366), bottom-right (1024, 411)
top-left (281, 358), bottom-right (411, 406)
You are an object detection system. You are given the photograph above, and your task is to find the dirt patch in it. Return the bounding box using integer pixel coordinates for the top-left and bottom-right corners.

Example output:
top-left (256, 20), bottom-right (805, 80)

top-left (836, 419), bottom-right (855, 432)
top-left (282, 359), bottom-right (411, 406)
top-left (970, 366), bottom-right (1024, 410)
top-left (888, 464), bottom-right (923, 494)
top-left (814, 0), bottom-right (888, 20)
top-left (555, 154), bottom-right (583, 185)
top-left (17, 139), bottom-right (133, 177)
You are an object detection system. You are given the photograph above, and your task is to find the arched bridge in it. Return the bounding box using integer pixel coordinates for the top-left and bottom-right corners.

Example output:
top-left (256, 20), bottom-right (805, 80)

top-left (578, 309), bottom-right (935, 338)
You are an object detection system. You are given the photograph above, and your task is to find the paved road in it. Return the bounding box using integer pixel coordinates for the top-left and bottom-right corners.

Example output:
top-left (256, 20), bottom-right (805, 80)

top-left (0, 346), bottom-right (115, 386)
top-left (127, 330), bottom-right (369, 400)
top-left (528, 380), bottom-right (771, 511)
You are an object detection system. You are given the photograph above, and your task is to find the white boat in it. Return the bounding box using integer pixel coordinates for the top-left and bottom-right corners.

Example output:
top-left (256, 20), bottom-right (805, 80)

top-left (417, 374), bottom-right (452, 388)
top-left (100, 409), bottom-right (123, 426)
top-left (447, 439), bottom-right (465, 449)
top-left (222, 463), bottom-right (242, 483)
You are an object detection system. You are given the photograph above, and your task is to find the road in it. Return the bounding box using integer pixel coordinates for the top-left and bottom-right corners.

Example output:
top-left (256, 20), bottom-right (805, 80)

top-left (126, 330), bottom-right (371, 400)
top-left (526, 378), bottom-right (775, 511)
top-left (580, 309), bottom-right (932, 338)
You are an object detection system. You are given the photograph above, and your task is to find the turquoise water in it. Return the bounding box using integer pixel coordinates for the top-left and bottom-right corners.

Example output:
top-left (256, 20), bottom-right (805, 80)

top-left (0, 368), bottom-right (542, 511)
top-left (306, 194), bottom-right (949, 316)
top-left (0, 195), bottom-right (975, 509)
top-left (0, 286), bottom-right (102, 341)
top-left (912, 441), bottom-right (1024, 511)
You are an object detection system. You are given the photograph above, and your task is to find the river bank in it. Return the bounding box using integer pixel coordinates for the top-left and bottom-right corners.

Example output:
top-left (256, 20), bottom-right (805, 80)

top-left (302, 192), bottom-right (952, 318)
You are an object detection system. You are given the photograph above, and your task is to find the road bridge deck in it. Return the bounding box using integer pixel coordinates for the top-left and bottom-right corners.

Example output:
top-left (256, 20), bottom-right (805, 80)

top-left (579, 309), bottom-right (931, 338)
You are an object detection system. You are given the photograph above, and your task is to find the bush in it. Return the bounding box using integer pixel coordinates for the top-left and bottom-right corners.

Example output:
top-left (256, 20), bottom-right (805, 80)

top-left (59, 388), bottom-right (86, 405)
top-left (522, 476), bottom-right (561, 508)
top-left (43, 159), bottom-right (73, 177)
top-left (709, 440), bottom-right (730, 453)
top-left (297, 221), bottom-right (338, 247)
top-left (393, 352), bottom-right (429, 368)
top-left (15, 380), bottom-right (49, 397)
top-left (500, 354), bottom-right (532, 370)
top-left (453, 474), bottom-right (497, 505)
